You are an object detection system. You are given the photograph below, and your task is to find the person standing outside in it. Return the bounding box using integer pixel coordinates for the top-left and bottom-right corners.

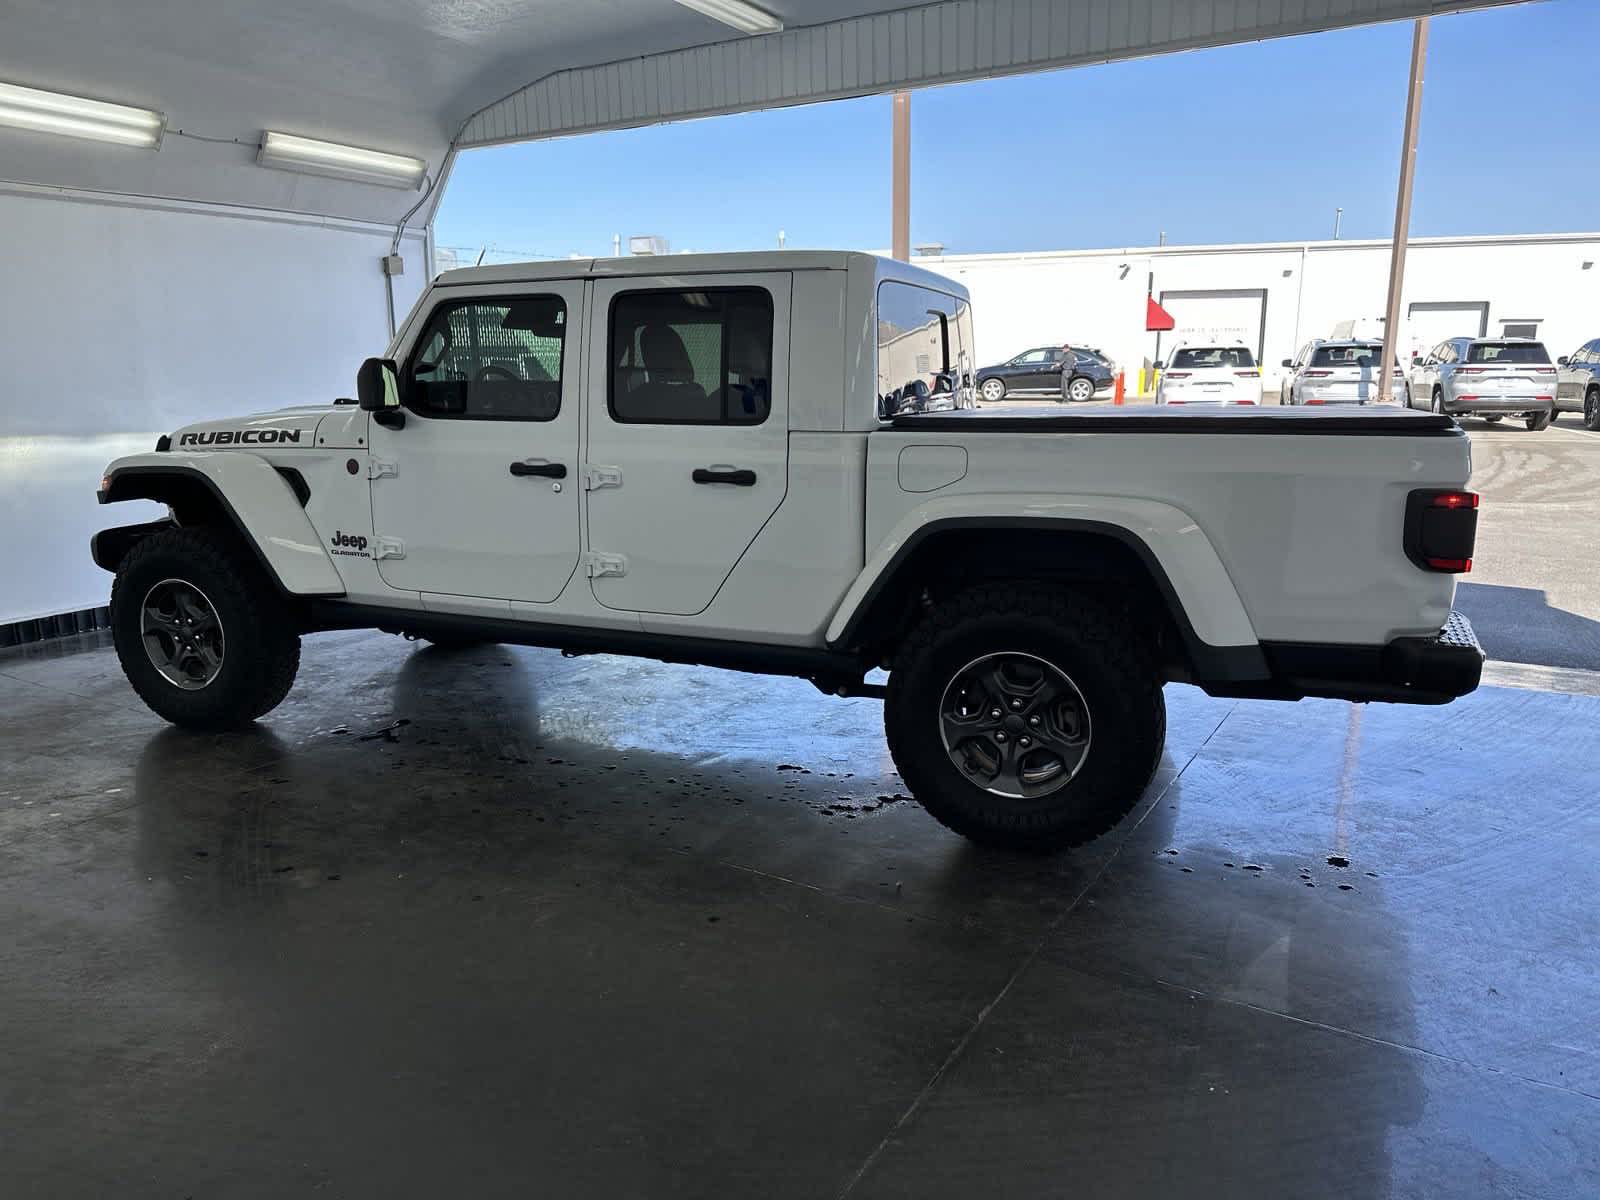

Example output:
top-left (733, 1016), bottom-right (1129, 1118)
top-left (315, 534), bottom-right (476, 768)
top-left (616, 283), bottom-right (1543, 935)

top-left (1057, 343), bottom-right (1080, 403)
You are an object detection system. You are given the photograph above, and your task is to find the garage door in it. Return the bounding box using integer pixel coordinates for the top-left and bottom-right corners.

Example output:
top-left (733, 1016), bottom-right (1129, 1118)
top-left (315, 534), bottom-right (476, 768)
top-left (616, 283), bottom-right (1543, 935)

top-left (1407, 301), bottom-right (1488, 359)
top-left (1159, 289), bottom-right (1267, 362)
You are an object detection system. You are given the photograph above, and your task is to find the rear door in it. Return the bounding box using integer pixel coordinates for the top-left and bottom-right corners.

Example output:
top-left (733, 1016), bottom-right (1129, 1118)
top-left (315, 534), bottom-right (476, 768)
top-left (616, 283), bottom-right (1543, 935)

top-left (584, 272), bottom-right (791, 616)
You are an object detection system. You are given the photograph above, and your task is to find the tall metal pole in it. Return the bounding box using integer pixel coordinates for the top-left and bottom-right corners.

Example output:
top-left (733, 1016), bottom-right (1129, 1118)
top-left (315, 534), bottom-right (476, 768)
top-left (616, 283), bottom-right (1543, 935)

top-left (891, 91), bottom-right (911, 261)
top-left (1378, 18), bottom-right (1429, 402)
top-left (1333, 207), bottom-right (1343, 240)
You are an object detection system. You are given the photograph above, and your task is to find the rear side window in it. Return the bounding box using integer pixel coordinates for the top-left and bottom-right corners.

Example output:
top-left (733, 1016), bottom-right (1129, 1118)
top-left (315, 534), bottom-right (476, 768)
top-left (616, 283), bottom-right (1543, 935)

top-left (406, 297), bottom-right (566, 421)
top-left (609, 288), bottom-right (773, 425)
top-left (877, 280), bottom-right (975, 415)
top-left (1467, 342), bottom-right (1551, 364)
top-left (1171, 347), bottom-right (1255, 369)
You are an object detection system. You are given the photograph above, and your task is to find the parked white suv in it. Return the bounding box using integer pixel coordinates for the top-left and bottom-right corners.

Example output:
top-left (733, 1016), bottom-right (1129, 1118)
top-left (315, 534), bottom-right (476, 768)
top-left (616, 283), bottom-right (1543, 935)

top-left (92, 251), bottom-right (1483, 851)
top-left (1155, 343), bottom-right (1261, 405)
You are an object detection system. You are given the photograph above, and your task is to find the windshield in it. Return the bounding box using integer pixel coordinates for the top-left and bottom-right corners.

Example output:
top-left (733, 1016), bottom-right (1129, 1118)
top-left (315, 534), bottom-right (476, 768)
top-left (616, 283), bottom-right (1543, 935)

top-left (1171, 347), bottom-right (1255, 369)
top-left (1310, 344), bottom-right (1397, 369)
top-left (1467, 342), bottom-right (1551, 364)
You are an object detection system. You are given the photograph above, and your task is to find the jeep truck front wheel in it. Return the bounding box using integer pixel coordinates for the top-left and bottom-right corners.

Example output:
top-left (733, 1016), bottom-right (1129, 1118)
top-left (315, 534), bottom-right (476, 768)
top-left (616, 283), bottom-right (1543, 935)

top-left (885, 584), bottom-right (1165, 851)
top-left (110, 527), bottom-right (301, 730)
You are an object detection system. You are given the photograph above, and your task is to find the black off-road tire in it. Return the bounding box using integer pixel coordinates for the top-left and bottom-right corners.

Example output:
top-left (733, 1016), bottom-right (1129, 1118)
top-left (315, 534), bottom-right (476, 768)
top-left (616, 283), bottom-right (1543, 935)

top-left (1525, 410), bottom-right (1552, 431)
top-left (885, 584), bottom-right (1166, 852)
top-left (1585, 387), bottom-right (1600, 432)
top-left (111, 526), bottom-right (301, 730)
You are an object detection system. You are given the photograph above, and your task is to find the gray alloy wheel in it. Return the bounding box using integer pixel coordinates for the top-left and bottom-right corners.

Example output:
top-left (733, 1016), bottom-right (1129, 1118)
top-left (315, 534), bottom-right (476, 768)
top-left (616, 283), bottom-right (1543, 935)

top-left (1432, 389), bottom-right (1444, 415)
top-left (980, 377), bottom-right (1006, 403)
top-left (1066, 375), bottom-right (1095, 402)
top-left (1586, 387), bottom-right (1600, 432)
top-left (938, 651), bottom-right (1092, 800)
top-left (141, 578), bottom-right (225, 690)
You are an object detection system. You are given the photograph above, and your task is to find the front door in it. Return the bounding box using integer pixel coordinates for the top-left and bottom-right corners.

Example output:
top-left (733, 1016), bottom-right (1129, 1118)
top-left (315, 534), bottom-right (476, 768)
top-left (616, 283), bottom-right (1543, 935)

top-left (369, 282), bottom-right (584, 603)
top-left (584, 273), bottom-right (791, 616)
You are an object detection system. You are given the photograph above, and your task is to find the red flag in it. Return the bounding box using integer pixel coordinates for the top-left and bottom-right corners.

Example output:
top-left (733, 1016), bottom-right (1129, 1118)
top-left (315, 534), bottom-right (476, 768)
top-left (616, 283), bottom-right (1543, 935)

top-left (1145, 296), bottom-right (1175, 332)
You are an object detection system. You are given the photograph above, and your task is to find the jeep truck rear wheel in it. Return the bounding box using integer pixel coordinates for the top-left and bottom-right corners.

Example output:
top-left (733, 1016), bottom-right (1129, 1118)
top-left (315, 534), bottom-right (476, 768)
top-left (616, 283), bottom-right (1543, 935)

top-left (111, 527), bottom-right (301, 730)
top-left (885, 584), bottom-right (1165, 851)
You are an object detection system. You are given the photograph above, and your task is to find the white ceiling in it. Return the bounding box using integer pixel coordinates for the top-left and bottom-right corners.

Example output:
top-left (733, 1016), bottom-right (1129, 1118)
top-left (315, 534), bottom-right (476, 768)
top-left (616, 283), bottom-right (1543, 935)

top-left (0, 0), bottom-right (1527, 227)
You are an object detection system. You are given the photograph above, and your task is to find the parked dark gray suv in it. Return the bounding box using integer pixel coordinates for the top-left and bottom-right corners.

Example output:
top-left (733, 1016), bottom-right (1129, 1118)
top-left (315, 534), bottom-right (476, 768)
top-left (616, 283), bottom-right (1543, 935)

top-left (977, 345), bottom-right (1113, 402)
top-left (1556, 338), bottom-right (1600, 429)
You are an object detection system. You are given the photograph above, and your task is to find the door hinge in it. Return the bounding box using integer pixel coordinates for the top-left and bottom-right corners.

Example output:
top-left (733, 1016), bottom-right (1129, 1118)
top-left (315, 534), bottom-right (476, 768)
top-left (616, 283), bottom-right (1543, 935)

top-left (368, 459), bottom-right (399, 480)
top-left (584, 464), bottom-right (622, 491)
top-left (584, 552), bottom-right (627, 579)
top-left (372, 536), bottom-right (405, 560)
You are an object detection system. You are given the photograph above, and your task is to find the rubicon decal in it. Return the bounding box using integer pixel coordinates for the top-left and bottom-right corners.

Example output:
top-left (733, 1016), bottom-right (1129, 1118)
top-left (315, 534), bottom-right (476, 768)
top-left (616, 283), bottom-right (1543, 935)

top-left (329, 530), bottom-right (370, 558)
top-left (178, 429), bottom-right (304, 446)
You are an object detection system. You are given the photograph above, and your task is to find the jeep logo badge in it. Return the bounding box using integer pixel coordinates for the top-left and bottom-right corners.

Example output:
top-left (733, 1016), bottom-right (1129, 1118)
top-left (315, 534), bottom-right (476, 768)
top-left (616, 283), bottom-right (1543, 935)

top-left (329, 530), bottom-right (369, 557)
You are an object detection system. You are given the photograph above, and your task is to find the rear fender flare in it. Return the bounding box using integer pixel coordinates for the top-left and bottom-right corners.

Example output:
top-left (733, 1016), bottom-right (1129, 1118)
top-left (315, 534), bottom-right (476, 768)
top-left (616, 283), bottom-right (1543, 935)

top-left (96, 453), bottom-right (344, 596)
top-left (827, 493), bottom-right (1259, 657)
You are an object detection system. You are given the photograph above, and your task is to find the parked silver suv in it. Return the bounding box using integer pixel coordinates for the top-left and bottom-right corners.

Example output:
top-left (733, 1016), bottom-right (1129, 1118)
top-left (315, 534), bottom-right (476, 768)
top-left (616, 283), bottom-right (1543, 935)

top-left (1405, 337), bottom-right (1557, 430)
top-left (1281, 339), bottom-right (1405, 405)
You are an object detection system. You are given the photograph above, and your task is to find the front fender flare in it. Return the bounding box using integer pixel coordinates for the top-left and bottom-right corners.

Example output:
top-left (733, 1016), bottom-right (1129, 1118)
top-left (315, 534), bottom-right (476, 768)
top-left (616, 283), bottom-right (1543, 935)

top-left (826, 493), bottom-right (1261, 670)
top-left (97, 453), bottom-right (344, 596)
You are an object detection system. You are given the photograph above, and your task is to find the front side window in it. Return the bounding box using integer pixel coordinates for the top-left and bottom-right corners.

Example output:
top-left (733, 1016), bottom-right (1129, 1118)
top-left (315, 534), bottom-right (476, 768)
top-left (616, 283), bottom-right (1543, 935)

top-left (406, 297), bottom-right (566, 420)
top-left (609, 288), bottom-right (773, 425)
top-left (1016, 349), bottom-right (1051, 364)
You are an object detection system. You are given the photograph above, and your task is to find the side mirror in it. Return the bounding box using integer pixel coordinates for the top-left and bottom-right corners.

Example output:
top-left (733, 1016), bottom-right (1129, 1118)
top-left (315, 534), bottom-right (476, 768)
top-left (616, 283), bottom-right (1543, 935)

top-left (1281, 358), bottom-right (1293, 368)
top-left (1557, 356), bottom-right (1569, 366)
top-left (357, 357), bottom-right (404, 429)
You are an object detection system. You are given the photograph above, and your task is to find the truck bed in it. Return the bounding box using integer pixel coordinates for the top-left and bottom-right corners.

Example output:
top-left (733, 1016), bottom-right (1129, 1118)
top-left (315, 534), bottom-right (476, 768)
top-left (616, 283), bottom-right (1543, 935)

top-left (892, 404), bottom-right (1459, 435)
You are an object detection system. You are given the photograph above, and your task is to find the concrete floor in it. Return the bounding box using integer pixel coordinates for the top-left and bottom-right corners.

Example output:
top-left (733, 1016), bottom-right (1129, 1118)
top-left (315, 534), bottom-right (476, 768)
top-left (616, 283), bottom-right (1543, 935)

top-left (2, 629), bottom-right (1597, 1198)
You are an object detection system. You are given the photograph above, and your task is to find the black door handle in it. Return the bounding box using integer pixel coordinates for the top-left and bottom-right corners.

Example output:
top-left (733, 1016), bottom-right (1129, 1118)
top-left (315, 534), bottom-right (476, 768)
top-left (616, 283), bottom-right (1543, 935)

top-left (692, 468), bottom-right (757, 486)
top-left (509, 461), bottom-right (567, 478)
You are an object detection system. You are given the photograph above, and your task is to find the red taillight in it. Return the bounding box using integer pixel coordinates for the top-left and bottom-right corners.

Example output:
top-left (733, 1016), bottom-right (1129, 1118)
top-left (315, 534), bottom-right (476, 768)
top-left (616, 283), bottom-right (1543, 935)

top-left (1165, 371), bottom-right (1191, 380)
top-left (1533, 367), bottom-right (1556, 375)
top-left (1454, 367), bottom-right (1489, 375)
top-left (1305, 398), bottom-right (1326, 405)
top-left (1165, 399), bottom-right (1187, 405)
top-left (1406, 490), bottom-right (1479, 573)
top-left (1302, 370), bottom-right (1333, 378)
top-left (1234, 369), bottom-right (1260, 378)
top-left (1229, 399), bottom-right (1257, 405)
top-left (1456, 395), bottom-right (1479, 402)
top-left (1535, 395), bottom-right (1553, 401)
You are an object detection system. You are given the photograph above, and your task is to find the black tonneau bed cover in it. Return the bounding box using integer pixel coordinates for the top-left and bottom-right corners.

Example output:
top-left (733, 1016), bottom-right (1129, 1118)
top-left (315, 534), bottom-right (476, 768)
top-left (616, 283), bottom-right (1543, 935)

top-left (892, 404), bottom-right (1460, 435)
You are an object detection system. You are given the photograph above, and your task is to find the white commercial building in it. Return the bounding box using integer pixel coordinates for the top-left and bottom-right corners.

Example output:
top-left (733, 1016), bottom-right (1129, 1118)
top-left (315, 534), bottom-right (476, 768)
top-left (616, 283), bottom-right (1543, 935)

top-left (924, 231), bottom-right (1600, 389)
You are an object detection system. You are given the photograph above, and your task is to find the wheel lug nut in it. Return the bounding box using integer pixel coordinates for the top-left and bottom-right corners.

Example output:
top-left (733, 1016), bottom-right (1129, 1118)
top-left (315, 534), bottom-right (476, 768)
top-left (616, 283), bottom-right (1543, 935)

top-left (1028, 715), bottom-right (1041, 727)
top-left (989, 708), bottom-right (1002, 720)
top-left (1019, 736), bottom-right (1031, 747)
top-left (995, 732), bottom-right (1008, 743)
top-left (1010, 699), bottom-right (1023, 710)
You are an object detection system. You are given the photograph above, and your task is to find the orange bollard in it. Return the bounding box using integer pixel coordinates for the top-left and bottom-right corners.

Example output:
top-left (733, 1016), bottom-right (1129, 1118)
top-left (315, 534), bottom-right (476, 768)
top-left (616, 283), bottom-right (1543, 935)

top-left (1113, 372), bottom-right (1125, 405)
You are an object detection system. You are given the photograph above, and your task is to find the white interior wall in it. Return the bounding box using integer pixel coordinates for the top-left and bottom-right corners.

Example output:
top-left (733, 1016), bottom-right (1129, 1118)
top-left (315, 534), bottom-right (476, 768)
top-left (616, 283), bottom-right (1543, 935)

top-left (0, 184), bottom-right (426, 625)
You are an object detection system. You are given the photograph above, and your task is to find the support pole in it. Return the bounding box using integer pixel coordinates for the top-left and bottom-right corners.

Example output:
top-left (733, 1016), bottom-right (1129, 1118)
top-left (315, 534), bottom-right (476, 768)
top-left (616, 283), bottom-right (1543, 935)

top-left (891, 91), bottom-right (911, 262)
top-left (1378, 18), bottom-right (1429, 402)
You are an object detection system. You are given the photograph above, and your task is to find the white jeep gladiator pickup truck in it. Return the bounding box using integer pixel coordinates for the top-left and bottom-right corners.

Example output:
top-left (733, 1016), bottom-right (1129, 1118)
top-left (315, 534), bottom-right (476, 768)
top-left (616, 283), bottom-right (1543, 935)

top-left (93, 251), bottom-right (1483, 850)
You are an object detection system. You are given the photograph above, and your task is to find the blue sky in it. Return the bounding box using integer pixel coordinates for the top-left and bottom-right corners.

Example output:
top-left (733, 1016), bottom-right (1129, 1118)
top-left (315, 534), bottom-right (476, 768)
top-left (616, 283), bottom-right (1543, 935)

top-left (436, 0), bottom-right (1597, 258)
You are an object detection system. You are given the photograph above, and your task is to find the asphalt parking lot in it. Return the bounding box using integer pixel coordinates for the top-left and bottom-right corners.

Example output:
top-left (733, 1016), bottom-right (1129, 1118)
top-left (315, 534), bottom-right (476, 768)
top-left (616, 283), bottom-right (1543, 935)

top-left (1458, 414), bottom-right (1600, 680)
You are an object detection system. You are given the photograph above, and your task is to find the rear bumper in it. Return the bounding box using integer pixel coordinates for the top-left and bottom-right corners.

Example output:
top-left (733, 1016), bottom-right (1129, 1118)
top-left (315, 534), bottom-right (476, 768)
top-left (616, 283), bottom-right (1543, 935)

top-left (1207, 611), bottom-right (1484, 705)
top-left (1445, 394), bottom-right (1553, 415)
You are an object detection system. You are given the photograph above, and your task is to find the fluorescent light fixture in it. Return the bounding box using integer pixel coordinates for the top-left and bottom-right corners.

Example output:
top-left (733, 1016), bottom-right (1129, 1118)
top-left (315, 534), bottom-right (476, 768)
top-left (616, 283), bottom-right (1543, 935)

top-left (258, 131), bottom-right (426, 190)
top-left (0, 80), bottom-right (164, 148)
top-left (671, 0), bottom-right (783, 35)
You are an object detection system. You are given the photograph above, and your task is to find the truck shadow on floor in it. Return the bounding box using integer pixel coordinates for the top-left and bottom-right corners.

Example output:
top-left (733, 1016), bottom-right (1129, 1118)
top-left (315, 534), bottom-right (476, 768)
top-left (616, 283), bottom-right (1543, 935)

top-left (1454, 581), bottom-right (1600, 671)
